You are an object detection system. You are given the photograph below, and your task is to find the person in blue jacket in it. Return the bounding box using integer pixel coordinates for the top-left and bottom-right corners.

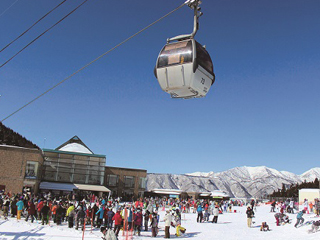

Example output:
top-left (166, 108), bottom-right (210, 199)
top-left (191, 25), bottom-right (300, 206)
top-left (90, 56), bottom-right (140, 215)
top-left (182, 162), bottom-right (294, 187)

top-left (196, 204), bottom-right (203, 223)
top-left (107, 208), bottom-right (115, 229)
top-left (127, 207), bottom-right (133, 230)
top-left (16, 198), bottom-right (24, 220)
top-left (294, 210), bottom-right (305, 227)
top-left (96, 205), bottom-right (104, 228)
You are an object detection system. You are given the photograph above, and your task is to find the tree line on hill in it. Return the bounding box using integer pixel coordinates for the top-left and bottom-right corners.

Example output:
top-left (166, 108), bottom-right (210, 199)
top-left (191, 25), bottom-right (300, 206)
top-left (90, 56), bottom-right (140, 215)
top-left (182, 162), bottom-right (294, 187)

top-left (271, 178), bottom-right (320, 198)
top-left (0, 122), bottom-right (39, 149)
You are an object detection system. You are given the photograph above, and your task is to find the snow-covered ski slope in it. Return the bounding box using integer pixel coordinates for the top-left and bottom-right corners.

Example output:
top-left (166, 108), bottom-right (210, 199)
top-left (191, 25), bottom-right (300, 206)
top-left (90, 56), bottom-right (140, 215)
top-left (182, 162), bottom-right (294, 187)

top-left (0, 204), bottom-right (319, 240)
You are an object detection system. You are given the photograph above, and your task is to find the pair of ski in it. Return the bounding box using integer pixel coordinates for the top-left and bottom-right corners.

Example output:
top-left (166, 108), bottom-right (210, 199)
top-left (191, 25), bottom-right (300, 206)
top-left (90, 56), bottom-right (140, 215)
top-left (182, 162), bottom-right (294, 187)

top-left (295, 221), bottom-right (314, 228)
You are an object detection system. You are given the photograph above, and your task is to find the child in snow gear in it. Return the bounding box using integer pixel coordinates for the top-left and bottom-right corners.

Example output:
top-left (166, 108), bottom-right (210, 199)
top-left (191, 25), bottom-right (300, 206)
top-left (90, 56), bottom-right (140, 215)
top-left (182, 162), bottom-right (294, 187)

top-left (308, 220), bottom-right (320, 233)
top-left (101, 227), bottom-right (117, 240)
top-left (246, 206), bottom-right (254, 228)
top-left (55, 203), bottom-right (64, 225)
top-left (75, 206), bottom-right (85, 230)
top-left (196, 205), bottom-right (203, 223)
top-left (16, 197), bottom-right (24, 220)
top-left (150, 212), bottom-right (159, 237)
top-left (95, 205), bottom-right (104, 228)
top-left (25, 199), bottom-right (35, 223)
top-left (260, 222), bottom-right (270, 231)
top-left (40, 201), bottom-right (50, 225)
top-left (212, 205), bottom-right (219, 223)
top-left (144, 210), bottom-right (150, 231)
top-left (274, 213), bottom-right (286, 226)
top-left (270, 201), bottom-right (276, 212)
top-left (67, 204), bottom-right (75, 228)
top-left (2, 197), bottom-right (10, 219)
top-left (164, 210), bottom-right (172, 238)
top-left (134, 208), bottom-right (143, 236)
top-left (107, 208), bottom-right (115, 229)
top-left (282, 214), bottom-right (290, 224)
top-left (112, 210), bottom-right (122, 237)
top-left (294, 210), bottom-right (305, 228)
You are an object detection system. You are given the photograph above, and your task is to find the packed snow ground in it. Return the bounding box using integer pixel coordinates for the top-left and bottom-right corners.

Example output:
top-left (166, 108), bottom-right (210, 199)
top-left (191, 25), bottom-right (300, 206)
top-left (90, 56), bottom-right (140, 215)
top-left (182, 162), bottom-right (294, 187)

top-left (0, 205), bottom-right (320, 240)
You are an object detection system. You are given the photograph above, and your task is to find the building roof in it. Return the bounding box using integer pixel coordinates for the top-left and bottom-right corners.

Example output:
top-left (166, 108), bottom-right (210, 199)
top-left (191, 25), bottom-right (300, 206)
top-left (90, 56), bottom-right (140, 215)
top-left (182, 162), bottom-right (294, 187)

top-left (150, 189), bottom-right (183, 195)
top-left (106, 166), bottom-right (147, 172)
top-left (40, 182), bottom-right (110, 192)
top-left (56, 136), bottom-right (94, 154)
top-left (299, 189), bottom-right (320, 193)
top-left (42, 148), bottom-right (106, 158)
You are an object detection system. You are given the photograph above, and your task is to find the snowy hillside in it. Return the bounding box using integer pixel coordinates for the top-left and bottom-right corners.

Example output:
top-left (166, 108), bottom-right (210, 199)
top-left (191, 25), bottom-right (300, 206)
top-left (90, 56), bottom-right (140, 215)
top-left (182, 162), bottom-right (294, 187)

top-left (185, 171), bottom-right (215, 177)
top-left (301, 168), bottom-right (320, 182)
top-left (146, 166), bottom-right (320, 198)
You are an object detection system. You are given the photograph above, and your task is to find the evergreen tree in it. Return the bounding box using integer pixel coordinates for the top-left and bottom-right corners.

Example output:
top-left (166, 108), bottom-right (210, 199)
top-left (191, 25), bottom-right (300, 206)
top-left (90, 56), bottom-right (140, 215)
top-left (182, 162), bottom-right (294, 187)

top-left (0, 122), bottom-right (39, 149)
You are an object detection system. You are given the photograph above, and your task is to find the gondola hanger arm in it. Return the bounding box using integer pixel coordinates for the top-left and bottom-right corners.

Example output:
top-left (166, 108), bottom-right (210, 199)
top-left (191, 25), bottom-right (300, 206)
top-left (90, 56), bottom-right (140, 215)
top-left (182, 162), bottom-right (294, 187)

top-left (168, 0), bottom-right (202, 43)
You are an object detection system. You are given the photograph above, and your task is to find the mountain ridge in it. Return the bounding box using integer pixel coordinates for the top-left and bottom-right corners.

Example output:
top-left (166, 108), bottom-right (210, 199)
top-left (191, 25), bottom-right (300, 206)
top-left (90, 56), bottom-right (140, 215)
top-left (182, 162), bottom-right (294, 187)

top-left (146, 166), bottom-right (320, 198)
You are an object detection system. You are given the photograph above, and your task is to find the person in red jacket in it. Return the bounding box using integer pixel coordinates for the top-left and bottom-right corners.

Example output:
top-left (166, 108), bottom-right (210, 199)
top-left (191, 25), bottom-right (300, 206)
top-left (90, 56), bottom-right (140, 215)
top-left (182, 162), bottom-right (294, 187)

top-left (134, 209), bottom-right (143, 236)
top-left (112, 210), bottom-right (123, 237)
top-left (25, 200), bottom-right (36, 223)
top-left (86, 206), bottom-right (93, 225)
top-left (37, 199), bottom-right (44, 220)
top-left (52, 202), bottom-right (57, 223)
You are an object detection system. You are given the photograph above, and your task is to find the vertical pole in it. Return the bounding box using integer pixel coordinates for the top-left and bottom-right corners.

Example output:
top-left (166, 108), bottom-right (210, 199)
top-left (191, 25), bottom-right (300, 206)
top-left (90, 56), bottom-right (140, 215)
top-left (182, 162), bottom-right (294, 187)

top-left (82, 219), bottom-right (86, 240)
top-left (91, 210), bottom-right (93, 233)
top-left (123, 208), bottom-right (127, 236)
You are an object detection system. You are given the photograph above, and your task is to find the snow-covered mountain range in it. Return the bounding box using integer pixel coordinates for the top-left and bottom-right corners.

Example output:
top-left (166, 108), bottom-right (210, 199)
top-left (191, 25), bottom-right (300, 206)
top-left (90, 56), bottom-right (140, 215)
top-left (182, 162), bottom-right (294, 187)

top-left (146, 166), bottom-right (320, 198)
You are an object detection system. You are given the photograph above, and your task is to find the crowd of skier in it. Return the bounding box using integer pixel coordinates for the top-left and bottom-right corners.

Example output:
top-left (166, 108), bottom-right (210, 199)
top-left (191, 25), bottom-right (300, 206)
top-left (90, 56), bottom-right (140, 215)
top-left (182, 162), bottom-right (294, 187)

top-left (0, 190), bottom-right (234, 238)
top-left (1, 190), bottom-right (320, 238)
top-left (269, 198), bottom-right (320, 232)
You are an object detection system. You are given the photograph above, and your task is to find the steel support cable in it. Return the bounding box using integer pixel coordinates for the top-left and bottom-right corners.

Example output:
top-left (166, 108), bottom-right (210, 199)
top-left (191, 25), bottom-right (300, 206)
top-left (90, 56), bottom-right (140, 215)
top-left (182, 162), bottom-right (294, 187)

top-left (1, 1), bottom-right (188, 123)
top-left (0, 0), bottom-right (20, 18)
top-left (0, 0), bottom-right (88, 69)
top-left (0, 0), bottom-right (67, 53)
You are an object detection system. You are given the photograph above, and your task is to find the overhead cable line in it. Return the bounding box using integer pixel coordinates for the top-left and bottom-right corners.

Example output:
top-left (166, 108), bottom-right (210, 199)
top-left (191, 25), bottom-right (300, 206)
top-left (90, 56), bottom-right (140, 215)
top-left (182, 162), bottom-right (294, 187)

top-left (0, 0), bottom-right (20, 18)
top-left (0, 0), bottom-right (67, 53)
top-left (0, 0), bottom-right (88, 69)
top-left (1, 1), bottom-right (190, 123)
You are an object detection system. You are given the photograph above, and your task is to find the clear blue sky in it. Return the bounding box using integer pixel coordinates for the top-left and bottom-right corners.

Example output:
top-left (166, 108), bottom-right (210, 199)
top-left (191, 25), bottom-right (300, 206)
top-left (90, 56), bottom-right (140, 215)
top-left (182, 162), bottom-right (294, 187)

top-left (1, 0), bottom-right (319, 175)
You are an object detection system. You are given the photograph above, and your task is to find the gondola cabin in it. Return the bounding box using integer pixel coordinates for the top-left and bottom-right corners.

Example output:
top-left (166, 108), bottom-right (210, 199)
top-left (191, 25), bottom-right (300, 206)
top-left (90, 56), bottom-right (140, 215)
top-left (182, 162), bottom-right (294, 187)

top-left (155, 39), bottom-right (215, 99)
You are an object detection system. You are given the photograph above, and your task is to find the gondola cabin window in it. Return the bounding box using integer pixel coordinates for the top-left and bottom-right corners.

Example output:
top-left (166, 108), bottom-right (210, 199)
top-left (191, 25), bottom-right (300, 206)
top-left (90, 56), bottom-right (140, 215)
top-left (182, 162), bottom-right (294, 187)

top-left (196, 42), bottom-right (213, 75)
top-left (157, 40), bottom-right (193, 68)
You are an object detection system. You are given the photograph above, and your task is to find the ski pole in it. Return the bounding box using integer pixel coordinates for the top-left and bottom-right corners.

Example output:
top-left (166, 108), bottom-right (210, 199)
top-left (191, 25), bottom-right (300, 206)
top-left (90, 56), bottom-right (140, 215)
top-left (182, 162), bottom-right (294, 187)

top-left (91, 211), bottom-right (93, 233)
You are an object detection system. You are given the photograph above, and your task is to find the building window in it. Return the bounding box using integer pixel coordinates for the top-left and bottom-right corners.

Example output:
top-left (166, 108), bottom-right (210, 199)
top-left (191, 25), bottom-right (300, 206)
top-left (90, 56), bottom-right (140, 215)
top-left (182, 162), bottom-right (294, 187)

top-left (25, 161), bottom-right (38, 179)
top-left (111, 190), bottom-right (118, 198)
top-left (139, 177), bottom-right (146, 189)
top-left (43, 171), bottom-right (56, 181)
top-left (124, 176), bottom-right (135, 188)
top-left (73, 174), bottom-right (86, 184)
top-left (138, 191), bottom-right (144, 198)
top-left (107, 175), bottom-right (119, 187)
top-left (88, 174), bottom-right (102, 185)
top-left (57, 172), bottom-right (72, 182)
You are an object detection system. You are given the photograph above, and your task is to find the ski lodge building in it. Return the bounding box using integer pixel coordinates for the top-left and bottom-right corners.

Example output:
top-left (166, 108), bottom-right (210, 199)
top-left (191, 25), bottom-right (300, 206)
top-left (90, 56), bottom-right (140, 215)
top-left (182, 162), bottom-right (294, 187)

top-left (0, 126), bottom-right (147, 200)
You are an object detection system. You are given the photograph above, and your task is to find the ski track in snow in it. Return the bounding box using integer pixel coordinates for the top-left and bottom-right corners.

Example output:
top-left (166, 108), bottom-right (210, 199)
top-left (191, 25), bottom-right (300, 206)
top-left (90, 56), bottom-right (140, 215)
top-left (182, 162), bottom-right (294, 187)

top-left (0, 205), bottom-right (320, 240)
